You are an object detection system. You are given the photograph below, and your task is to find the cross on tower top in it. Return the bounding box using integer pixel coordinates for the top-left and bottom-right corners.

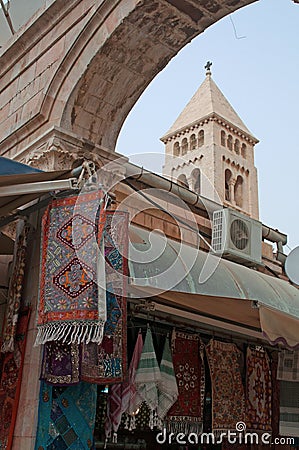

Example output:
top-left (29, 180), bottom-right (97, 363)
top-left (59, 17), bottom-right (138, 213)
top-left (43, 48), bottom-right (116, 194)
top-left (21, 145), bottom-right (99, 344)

top-left (205, 61), bottom-right (212, 76)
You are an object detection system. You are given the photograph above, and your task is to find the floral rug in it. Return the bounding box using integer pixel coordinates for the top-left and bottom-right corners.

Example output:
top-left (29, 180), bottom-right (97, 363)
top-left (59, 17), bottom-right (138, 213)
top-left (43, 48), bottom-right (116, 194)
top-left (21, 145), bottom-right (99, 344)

top-left (206, 339), bottom-right (246, 435)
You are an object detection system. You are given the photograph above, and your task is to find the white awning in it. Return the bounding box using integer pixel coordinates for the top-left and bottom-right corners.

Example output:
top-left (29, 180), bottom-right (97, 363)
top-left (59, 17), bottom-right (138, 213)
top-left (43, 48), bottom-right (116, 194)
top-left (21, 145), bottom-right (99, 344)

top-left (128, 226), bottom-right (299, 348)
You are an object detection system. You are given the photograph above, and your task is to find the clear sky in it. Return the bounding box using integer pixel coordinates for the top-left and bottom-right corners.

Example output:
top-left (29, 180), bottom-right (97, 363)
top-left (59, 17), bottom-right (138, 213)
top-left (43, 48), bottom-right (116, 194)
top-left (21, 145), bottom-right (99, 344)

top-left (116, 0), bottom-right (299, 252)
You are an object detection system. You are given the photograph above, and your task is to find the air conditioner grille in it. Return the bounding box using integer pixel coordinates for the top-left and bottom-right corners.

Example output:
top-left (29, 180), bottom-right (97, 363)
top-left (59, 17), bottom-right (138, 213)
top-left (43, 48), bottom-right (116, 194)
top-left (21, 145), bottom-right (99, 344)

top-left (230, 218), bottom-right (249, 250)
top-left (212, 210), bottom-right (224, 252)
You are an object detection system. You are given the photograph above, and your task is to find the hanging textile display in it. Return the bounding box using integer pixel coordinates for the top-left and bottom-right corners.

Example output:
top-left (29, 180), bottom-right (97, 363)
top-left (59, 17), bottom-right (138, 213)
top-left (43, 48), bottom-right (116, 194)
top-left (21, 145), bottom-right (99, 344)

top-left (279, 380), bottom-right (299, 437)
top-left (105, 331), bottom-right (143, 442)
top-left (166, 331), bottom-right (205, 435)
top-left (35, 190), bottom-right (107, 346)
top-left (0, 309), bottom-right (30, 450)
top-left (270, 352), bottom-right (280, 439)
top-left (246, 347), bottom-right (272, 434)
top-left (206, 339), bottom-right (245, 436)
top-left (135, 327), bottom-right (161, 429)
top-left (81, 211), bottom-right (128, 384)
top-left (40, 341), bottom-right (81, 386)
top-left (34, 381), bottom-right (97, 450)
top-left (1, 220), bottom-right (31, 353)
top-left (157, 336), bottom-right (178, 423)
top-left (277, 349), bottom-right (299, 382)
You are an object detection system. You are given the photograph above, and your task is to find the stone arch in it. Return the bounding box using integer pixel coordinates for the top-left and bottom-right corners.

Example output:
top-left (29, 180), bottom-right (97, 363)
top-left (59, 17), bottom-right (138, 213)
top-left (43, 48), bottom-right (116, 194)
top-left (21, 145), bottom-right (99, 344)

top-left (241, 143), bottom-right (247, 158)
top-left (0, 0), bottom-right (259, 156)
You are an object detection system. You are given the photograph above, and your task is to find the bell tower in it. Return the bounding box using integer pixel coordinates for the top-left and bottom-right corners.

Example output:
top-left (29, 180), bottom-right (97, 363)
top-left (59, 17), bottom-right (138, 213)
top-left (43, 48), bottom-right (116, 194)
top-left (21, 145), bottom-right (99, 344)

top-left (161, 63), bottom-right (259, 219)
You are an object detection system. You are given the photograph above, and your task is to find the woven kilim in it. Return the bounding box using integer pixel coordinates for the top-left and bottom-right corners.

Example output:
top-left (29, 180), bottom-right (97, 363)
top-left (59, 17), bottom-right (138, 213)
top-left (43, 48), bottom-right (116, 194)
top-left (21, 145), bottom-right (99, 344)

top-left (35, 381), bottom-right (97, 450)
top-left (166, 331), bottom-right (205, 435)
top-left (246, 347), bottom-right (272, 434)
top-left (206, 339), bottom-right (246, 436)
top-left (0, 309), bottom-right (30, 450)
top-left (35, 190), bottom-right (107, 346)
top-left (81, 211), bottom-right (128, 384)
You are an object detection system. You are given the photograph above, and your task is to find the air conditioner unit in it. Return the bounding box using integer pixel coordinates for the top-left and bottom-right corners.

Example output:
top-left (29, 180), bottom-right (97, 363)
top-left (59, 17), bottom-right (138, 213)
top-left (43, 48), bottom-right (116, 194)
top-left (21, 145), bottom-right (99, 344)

top-left (212, 208), bottom-right (262, 266)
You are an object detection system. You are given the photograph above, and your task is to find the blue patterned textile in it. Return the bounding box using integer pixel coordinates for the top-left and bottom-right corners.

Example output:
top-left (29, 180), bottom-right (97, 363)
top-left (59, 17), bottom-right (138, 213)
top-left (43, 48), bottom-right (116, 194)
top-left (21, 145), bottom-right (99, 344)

top-left (35, 381), bottom-right (97, 450)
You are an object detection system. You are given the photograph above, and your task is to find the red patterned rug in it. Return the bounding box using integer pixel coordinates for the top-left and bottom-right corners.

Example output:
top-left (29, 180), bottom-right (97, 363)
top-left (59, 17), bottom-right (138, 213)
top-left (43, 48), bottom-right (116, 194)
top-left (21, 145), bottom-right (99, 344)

top-left (35, 190), bottom-right (107, 346)
top-left (246, 347), bottom-right (272, 434)
top-left (206, 339), bottom-right (246, 435)
top-left (166, 331), bottom-right (205, 434)
top-left (0, 309), bottom-right (30, 450)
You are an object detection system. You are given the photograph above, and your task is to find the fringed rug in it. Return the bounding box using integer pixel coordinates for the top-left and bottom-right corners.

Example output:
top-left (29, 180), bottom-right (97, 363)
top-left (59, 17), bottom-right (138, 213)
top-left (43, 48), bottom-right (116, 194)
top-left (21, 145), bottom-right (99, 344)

top-left (35, 381), bottom-right (97, 450)
top-left (0, 309), bottom-right (30, 450)
top-left (246, 347), bottom-right (272, 434)
top-left (36, 190), bottom-right (107, 346)
top-left (166, 331), bottom-right (205, 435)
top-left (1, 221), bottom-right (30, 353)
top-left (81, 211), bottom-right (128, 384)
top-left (206, 339), bottom-right (246, 436)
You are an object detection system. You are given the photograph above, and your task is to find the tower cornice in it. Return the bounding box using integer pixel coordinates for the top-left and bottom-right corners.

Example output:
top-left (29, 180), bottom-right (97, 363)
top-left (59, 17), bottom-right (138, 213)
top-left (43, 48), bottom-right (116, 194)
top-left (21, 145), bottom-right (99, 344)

top-left (160, 112), bottom-right (259, 145)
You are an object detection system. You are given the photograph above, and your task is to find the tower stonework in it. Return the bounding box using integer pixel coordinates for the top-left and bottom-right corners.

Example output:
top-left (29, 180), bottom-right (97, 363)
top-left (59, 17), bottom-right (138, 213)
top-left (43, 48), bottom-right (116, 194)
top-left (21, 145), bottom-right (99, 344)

top-left (161, 67), bottom-right (259, 220)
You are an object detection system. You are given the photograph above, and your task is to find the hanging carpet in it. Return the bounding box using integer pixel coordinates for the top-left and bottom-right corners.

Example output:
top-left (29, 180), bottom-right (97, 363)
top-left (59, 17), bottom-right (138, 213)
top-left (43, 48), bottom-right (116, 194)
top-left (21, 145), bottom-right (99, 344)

top-left (246, 347), bottom-right (272, 434)
top-left (1, 220), bottom-right (31, 353)
top-left (0, 309), bottom-right (30, 450)
top-left (35, 190), bottom-right (107, 346)
top-left (40, 341), bottom-right (81, 386)
top-left (81, 211), bottom-right (128, 384)
top-left (277, 349), bottom-right (299, 382)
top-left (166, 331), bottom-right (205, 435)
top-left (34, 381), bottom-right (97, 450)
top-left (206, 339), bottom-right (246, 436)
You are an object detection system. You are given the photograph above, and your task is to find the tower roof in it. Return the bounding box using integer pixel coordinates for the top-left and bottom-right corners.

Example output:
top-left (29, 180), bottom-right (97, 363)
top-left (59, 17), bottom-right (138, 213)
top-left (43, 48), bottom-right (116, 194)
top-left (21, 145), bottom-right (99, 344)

top-left (161, 71), bottom-right (257, 141)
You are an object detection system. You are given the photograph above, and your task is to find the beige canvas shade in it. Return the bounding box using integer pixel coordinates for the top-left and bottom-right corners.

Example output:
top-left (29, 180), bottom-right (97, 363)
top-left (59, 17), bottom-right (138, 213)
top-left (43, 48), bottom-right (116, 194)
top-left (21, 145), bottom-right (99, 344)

top-left (259, 305), bottom-right (299, 349)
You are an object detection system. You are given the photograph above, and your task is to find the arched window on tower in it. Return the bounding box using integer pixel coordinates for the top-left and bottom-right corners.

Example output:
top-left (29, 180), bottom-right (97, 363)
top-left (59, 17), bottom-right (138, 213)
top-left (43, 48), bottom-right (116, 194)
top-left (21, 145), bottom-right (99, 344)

top-left (225, 169), bottom-right (232, 201)
top-left (221, 130), bottom-right (226, 146)
top-left (177, 174), bottom-right (189, 189)
top-left (241, 143), bottom-right (247, 158)
top-left (198, 130), bottom-right (204, 147)
top-left (227, 135), bottom-right (233, 151)
top-left (234, 139), bottom-right (240, 154)
top-left (234, 175), bottom-right (243, 207)
top-left (191, 168), bottom-right (200, 194)
top-left (173, 142), bottom-right (180, 156)
top-left (181, 138), bottom-right (188, 155)
top-left (190, 134), bottom-right (197, 150)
